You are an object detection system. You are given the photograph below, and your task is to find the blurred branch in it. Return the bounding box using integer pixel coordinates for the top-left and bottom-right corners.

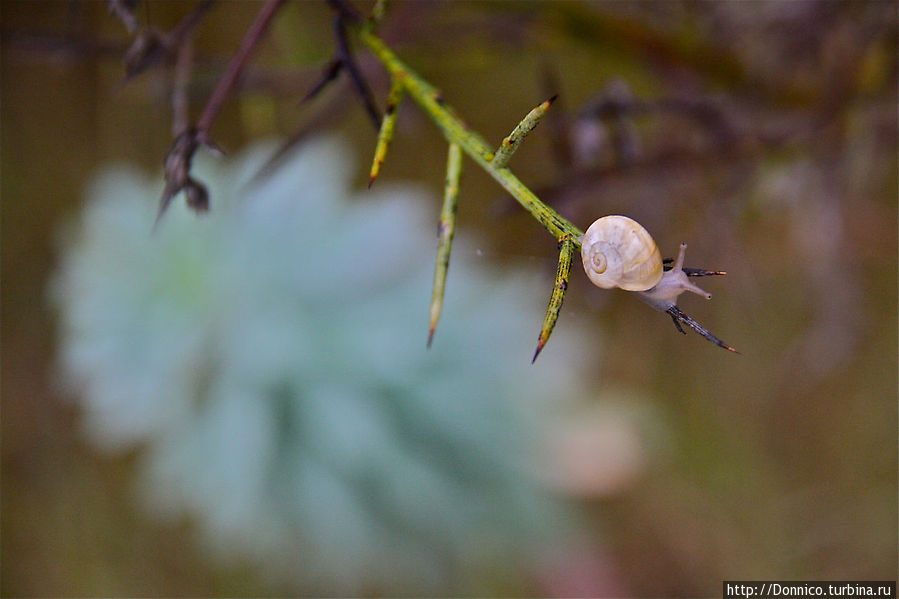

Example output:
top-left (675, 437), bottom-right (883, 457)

top-left (106, 0), bottom-right (139, 34)
top-left (171, 37), bottom-right (193, 136)
top-left (122, 0), bottom-right (215, 79)
top-left (194, 0), bottom-right (284, 144)
top-left (157, 0), bottom-right (284, 222)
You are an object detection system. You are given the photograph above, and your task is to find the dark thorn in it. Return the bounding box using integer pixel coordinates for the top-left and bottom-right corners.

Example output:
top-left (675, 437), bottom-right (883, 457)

top-left (107, 0), bottom-right (140, 34)
top-left (547, 93), bottom-right (559, 105)
top-left (300, 58), bottom-right (344, 105)
top-left (333, 17), bottom-right (381, 130)
top-left (531, 340), bottom-right (545, 364)
top-left (123, 29), bottom-right (167, 78)
top-left (427, 327), bottom-right (435, 349)
top-left (327, 0), bottom-right (363, 23)
top-left (155, 127), bottom-right (210, 228)
top-left (155, 185), bottom-right (178, 231)
top-left (121, 0), bottom-right (216, 80)
top-left (367, 173), bottom-right (376, 189)
top-left (184, 180), bottom-right (209, 213)
top-left (201, 139), bottom-right (226, 157)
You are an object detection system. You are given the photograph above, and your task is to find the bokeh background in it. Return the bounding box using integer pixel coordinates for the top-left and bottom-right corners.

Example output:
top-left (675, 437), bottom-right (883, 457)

top-left (3, 1), bottom-right (897, 596)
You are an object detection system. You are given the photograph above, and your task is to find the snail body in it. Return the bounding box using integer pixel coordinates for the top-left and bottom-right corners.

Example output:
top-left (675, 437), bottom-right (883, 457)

top-left (578, 214), bottom-right (737, 352)
top-left (580, 215), bottom-right (712, 309)
top-left (580, 215), bottom-right (663, 291)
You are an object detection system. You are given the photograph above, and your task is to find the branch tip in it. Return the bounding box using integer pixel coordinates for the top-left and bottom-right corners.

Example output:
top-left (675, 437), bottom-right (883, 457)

top-left (531, 338), bottom-right (546, 364)
top-left (532, 237), bottom-right (574, 363)
top-left (491, 96), bottom-right (556, 168)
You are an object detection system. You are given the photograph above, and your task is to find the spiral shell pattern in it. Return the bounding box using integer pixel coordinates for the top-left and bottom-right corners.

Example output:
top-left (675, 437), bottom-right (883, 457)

top-left (581, 215), bottom-right (663, 291)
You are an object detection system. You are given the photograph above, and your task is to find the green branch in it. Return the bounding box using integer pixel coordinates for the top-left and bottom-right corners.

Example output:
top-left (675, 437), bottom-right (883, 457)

top-left (356, 26), bottom-right (584, 358)
top-left (359, 28), bottom-right (583, 245)
top-left (351, 18), bottom-right (736, 357)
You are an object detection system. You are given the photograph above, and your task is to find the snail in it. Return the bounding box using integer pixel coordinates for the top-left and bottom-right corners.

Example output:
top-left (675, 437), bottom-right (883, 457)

top-left (580, 215), bottom-right (738, 352)
top-left (580, 214), bottom-right (664, 291)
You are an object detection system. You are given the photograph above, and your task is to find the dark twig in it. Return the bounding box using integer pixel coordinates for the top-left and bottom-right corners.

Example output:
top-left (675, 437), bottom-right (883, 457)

top-left (106, 0), bottom-right (139, 34)
top-left (250, 87), bottom-right (356, 188)
top-left (167, 0), bottom-right (216, 49)
top-left (156, 0), bottom-right (284, 224)
top-left (300, 58), bottom-right (344, 105)
top-left (156, 128), bottom-right (208, 229)
top-left (333, 16), bottom-right (381, 130)
top-left (195, 0), bottom-right (285, 144)
top-left (171, 37), bottom-right (193, 136)
top-left (123, 28), bottom-right (167, 78)
top-left (122, 0), bottom-right (215, 79)
top-left (326, 0), bottom-right (364, 23)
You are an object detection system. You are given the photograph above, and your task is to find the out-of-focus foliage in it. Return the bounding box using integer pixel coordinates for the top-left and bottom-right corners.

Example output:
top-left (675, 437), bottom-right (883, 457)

top-left (49, 136), bottom-right (590, 595)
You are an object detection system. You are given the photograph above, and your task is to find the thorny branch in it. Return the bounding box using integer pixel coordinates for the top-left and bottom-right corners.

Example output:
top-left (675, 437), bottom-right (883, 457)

top-left (194, 0), bottom-right (285, 144)
top-left (118, 0), bottom-right (215, 79)
top-left (155, 0), bottom-right (285, 223)
top-left (331, 6), bottom-right (738, 357)
top-left (125, 0), bottom-right (737, 358)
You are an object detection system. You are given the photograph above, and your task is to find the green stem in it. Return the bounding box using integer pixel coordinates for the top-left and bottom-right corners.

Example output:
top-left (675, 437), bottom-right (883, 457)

top-left (532, 235), bottom-right (574, 363)
top-left (356, 27), bottom-right (584, 246)
top-left (368, 76), bottom-right (404, 187)
top-left (492, 95), bottom-right (557, 169)
top-left (428, 142), bottom-right (462, 347)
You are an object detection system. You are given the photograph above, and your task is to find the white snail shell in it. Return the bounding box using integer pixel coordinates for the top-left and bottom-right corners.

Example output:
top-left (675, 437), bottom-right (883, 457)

top-left (581, 215), bottom-right (663, 291)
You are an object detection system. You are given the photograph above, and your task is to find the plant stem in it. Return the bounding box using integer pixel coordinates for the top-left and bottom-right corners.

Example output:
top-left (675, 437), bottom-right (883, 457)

top-left (355, 27), bottom-right (585, 246)
top-left (195, 0), bottom-right (285, 144)
top-left (533, 235), bottom-right (574, 362)
top-left (428, 142), bottom-right (462, 347)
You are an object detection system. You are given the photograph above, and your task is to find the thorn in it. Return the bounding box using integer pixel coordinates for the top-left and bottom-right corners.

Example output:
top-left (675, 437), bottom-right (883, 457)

top-left (427, 326), bottom-right (435, 348)
top-left (202, 139), bottom-right (226, 157)
top-left (334, 17), bottom-right (381, 130)
top-left (532, 338), bottom-right (546, 364)
top-left (491, 95), bottom-right (557, 168)
top-left (368, 78), bottom-right (403, 190)
top-left (300, 58), bottom-right (343, 105)
top-left (547, 93), bottom-right (559, 105)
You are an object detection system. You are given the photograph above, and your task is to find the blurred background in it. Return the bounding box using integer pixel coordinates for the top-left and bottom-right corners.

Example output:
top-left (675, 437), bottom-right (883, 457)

top-left (2, 1), bottom-right (897, 596)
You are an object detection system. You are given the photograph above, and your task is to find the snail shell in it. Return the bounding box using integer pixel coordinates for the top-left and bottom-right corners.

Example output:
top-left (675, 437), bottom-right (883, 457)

top-left (581, 215), bottom-right (663, 291)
